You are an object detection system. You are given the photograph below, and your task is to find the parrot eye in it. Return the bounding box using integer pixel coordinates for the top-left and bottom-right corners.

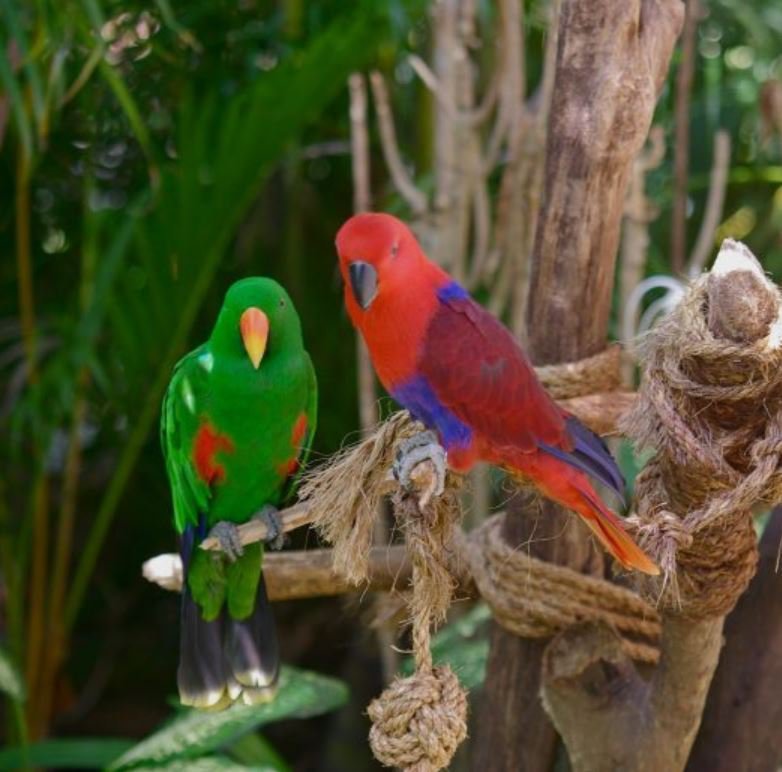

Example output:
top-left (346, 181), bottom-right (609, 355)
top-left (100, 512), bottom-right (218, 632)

top-left (390, 241), bottom-right (399, 258)
top-left (279, 298), bottom-right (285, 307)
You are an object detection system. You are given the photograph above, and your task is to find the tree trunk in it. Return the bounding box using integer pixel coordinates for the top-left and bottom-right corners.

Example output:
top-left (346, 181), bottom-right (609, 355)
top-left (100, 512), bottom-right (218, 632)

top-left (471, 2), bottom-right (683, 769)
top-left (687, 507), bottom-right (782, 771)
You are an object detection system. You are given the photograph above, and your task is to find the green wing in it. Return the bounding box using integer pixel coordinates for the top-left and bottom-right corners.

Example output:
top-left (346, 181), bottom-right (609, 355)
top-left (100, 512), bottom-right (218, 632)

top-left (160, 347), bottom-right (211, 533)
top-left (281, 352), bottom-right (318, 503)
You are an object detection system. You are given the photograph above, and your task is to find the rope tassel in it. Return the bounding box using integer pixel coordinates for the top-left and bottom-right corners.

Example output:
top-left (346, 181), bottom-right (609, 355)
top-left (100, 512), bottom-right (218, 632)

top-left (367, 492), bottom-right (468, 772)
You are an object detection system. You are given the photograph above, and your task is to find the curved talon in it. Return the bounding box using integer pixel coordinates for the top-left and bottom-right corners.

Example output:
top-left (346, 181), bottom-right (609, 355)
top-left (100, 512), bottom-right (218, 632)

top-left (393, 430), bottom-right (447, 507)
top-left (207, 521), bottom-right (243, 562)
top-left (255, 505), bottom-right (285, 550)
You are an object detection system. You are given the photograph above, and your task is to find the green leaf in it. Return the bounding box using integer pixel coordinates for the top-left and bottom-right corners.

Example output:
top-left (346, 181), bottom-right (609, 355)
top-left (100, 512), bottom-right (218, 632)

top-left (0, 738), bottom-right (133, 770)
top-left (124, 757), bottom-right (266, 772)
top-left (228, 733), bottom-right (291, 772)
top-left (402, 604), bottom-right (491, 691)
top-left (109, 667), bottom-right (348, 770)
top-left (616, 439), bottom-right (654, 503)
top-left (0, 647), bottom-right (25, 703)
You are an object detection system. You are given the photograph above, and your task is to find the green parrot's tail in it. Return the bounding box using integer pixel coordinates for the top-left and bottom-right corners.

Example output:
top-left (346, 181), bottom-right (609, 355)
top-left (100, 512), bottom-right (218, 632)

top-left (178, 529), bottom-right (279, 708)
top-left (177, 588), bottom-right (228, 709)
top-left (225, 573), bottom-right (279, 704)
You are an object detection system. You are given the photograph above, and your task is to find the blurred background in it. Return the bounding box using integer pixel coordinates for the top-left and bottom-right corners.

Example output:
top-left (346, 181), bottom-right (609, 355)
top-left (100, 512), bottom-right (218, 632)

top-left (1, 0), bottom-right (782, 769)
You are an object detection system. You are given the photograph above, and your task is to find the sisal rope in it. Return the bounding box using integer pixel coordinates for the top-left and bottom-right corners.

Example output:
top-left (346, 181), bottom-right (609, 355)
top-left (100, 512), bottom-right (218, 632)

top-left (623, 271), bottom-right (782, 617)
top-left (535, 344), bottom-right (622, 399)
top-left (458, 515), bottom-right (661, 663)
top-left (367, 491), bottom-right (468, 772)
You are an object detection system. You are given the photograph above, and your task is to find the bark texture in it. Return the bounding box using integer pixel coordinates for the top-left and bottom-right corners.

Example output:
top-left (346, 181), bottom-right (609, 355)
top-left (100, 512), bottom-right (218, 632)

top-left (687, 508), bottom-right (782, 772)
top-left (472, 2), bottom-right (683, 770)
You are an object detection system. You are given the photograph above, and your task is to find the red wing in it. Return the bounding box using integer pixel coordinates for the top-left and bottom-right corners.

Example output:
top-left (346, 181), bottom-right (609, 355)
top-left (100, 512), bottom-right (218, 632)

top-left (418, 296), bottom-right (568, 452)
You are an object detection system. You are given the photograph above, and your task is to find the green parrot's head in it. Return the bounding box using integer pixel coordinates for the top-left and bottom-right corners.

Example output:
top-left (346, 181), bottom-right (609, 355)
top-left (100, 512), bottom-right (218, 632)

top-left (210, 277), bottom-right (302, 370)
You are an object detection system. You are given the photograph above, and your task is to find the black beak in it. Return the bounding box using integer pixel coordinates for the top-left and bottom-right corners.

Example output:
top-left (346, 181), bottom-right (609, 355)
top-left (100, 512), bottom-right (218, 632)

top-left (348, 261), bottom-right (378, 310)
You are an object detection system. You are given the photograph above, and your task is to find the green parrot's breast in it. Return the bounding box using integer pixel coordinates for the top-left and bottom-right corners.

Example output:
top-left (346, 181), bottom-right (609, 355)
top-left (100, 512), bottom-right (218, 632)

top-left (198, 352), bottom-right (312, 526)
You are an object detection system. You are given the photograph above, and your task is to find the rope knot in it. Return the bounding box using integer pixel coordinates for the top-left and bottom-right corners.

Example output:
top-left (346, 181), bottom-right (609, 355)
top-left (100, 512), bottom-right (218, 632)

top-left (368, 665), bottom-right (468, 772)
top-left (623, 264), bottom-right (782, 617)
top-left (629, 510), bottom-right (694, 551)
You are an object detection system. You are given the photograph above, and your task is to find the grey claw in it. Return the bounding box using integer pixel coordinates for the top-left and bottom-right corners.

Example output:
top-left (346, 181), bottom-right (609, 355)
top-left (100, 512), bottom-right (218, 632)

top-left (208, 521), bottom-right (243, 562)
top-left (393, 431), bottom-right (447, 503)
top-left (255, 505), bottom-right (285, 550)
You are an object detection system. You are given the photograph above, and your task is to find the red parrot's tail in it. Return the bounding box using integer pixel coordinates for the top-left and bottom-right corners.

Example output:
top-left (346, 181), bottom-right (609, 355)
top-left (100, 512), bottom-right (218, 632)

top-left (571, 485), bottom-right (659, 575)
top-left (508, 462), bottom-right (659, 576)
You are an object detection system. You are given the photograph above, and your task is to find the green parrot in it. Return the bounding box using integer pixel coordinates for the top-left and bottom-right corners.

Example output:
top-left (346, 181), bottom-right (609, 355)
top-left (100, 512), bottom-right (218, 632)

top-left (160, 277), bottom-right (317, 709)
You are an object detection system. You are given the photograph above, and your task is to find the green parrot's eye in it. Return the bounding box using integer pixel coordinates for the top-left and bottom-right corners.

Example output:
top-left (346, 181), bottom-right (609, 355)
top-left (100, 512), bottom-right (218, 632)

top-left (279, 298), bottom-right (285, 307)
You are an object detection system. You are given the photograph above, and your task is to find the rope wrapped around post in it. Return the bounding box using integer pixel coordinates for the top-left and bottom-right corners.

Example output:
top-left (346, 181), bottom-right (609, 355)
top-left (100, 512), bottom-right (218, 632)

top-left (623, 240), bottom-right (782, 617)
top-left (459, 516), bottom-right (661, 663)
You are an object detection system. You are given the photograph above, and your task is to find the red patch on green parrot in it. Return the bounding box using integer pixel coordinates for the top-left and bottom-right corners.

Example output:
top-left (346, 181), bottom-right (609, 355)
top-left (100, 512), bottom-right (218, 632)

top-left (193, 421), bottom-right (234, 484)
top-left (277, 458), bottom-right (300, 477)
top-left (276, 413), bottom-right (308, 478)
top-left (291, 413), bottom-right (308, 447)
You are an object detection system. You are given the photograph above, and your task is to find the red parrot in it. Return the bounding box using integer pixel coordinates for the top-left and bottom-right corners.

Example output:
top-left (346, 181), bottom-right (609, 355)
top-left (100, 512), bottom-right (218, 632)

top-left (336, 212), bottom-right (658, 575)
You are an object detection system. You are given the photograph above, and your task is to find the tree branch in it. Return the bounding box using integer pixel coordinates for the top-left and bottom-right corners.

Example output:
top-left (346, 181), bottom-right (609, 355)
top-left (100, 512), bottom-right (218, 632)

top-left (368, 71), bottom-right (428, 215)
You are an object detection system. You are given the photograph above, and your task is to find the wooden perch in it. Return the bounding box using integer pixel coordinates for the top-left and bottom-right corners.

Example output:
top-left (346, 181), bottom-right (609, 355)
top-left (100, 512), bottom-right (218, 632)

top-left (143, 545), bottom-right (412, 601)
top-left (199, 501), bottom-right (322, 552)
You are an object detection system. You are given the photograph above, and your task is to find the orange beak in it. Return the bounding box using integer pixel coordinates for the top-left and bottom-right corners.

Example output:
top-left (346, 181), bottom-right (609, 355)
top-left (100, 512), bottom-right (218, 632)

top-left (240, 307), bottom-right (269, 369)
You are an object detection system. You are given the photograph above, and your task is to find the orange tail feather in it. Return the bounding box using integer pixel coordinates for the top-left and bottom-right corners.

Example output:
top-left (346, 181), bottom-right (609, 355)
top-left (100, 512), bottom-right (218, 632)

top-left (573, 487), bottom-right (659, 575)
top-left (509, 466), bottom-right (659, 576)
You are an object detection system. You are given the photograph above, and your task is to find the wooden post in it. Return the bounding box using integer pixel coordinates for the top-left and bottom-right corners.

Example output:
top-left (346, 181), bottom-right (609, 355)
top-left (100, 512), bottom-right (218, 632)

top-left (471, 2), bottom-right (683, 769)
top-left (687, 507), bottom-right (782, 771)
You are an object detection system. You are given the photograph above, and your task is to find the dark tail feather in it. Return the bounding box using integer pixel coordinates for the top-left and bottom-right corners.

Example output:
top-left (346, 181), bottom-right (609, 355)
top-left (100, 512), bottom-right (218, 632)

top-left (177, 589), bottom-right (229, 709)
top-left (539, 416), bottom-right (626, 503)
top-left (225, 573), bottom-right (279, 704)
top-left (177, 522), bottom-right (229, 709)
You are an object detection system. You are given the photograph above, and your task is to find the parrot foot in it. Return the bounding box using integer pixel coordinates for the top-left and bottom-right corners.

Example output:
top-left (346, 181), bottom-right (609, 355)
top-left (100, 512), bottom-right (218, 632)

top-left (255, 505), bottom-right (285, 550)
top-left (207, 521), bottom-right (244, 562)
top-left (393, 430), bottom-right (447, 508)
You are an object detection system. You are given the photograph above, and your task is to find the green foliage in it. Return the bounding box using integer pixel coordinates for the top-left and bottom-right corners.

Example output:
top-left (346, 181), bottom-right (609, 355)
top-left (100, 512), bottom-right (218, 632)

top-left (402, 604), bottom-right (491, 691)
top-left (0, 738), bottom-right (133, 770)
top-left (125, 759), bottom-right (269, 772)
top-left (109, 666), bottom-right (348, 770)
top-left (226, 732), bottom-right (291, 772)
top-left (0, 667), bottom-right (345, 770)
top-left (0, 647), bottom-right (25, 703)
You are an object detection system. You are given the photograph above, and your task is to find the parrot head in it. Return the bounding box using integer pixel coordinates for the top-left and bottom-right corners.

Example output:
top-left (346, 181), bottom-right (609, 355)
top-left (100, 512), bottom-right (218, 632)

top-left (210, 277), bottom-right (302, 370)
top-left (335, 212), bottom-right (429, 319)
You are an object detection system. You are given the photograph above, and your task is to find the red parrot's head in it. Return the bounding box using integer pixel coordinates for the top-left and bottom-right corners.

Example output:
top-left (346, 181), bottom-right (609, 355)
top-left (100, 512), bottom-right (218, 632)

top-left (335, 212), bottom-right (426, 320)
